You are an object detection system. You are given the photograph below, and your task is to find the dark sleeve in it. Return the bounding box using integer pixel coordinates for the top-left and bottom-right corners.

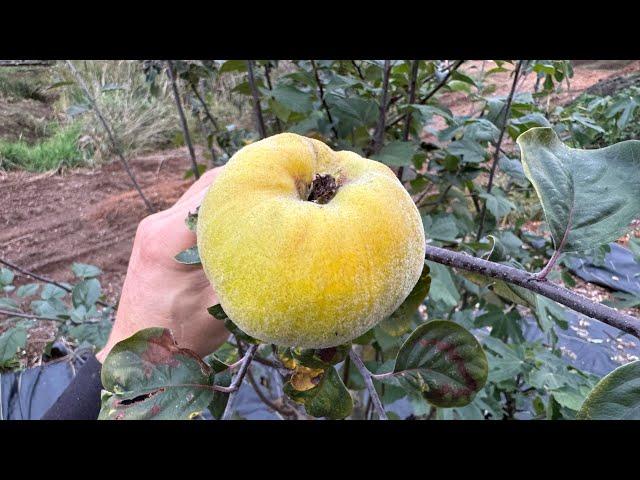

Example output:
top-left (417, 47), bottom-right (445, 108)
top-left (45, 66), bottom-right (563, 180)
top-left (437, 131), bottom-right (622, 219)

top-left (41, 354), bottom-right (103, 420)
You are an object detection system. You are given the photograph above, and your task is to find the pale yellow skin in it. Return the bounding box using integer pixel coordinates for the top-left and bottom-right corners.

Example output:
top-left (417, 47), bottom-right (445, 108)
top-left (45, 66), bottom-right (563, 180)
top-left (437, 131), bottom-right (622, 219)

top-left (197, 133), bottom-right (426, 348)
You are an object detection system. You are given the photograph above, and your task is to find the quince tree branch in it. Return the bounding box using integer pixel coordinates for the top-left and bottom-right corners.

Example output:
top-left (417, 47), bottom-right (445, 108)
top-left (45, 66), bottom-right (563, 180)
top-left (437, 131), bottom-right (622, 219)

top-left (166, 60), bottom-right (201, 180)
top-left (349, 348), bottom-right (388, 420)
top-left (424, 245), bottom-right (640, 339)
top-left (65, 61), bottom-right (154, 213)
top-left (476, 60), bottom-right (523, 240)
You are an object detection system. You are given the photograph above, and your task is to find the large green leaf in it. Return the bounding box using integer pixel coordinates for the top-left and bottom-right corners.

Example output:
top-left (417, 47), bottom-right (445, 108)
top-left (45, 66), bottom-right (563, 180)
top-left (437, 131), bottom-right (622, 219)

top-left (71, 263), bottom-right (102, 279)
top-left (516, 127), bottom-right (640, 253)
top-left (371, 141), bottom-right (416, 167)
top-left (577, 360), bottom-right (640, 420)
top-left (72, 278), bottom-right (101, 309)
top-left (378, 263), bottom-right (430, 336)
top-left (392, 320), bottom-right (488, 407)
top-left (284, 365), bottom-right (353, 419)
top-left (0, 327), bottom-right (27, 367)
top-left (425, 261), bottom-right (460, 308)
top-left (270, 85), bottom-right (313, 113)
top-left (99, 328), bottom-right (214, 420)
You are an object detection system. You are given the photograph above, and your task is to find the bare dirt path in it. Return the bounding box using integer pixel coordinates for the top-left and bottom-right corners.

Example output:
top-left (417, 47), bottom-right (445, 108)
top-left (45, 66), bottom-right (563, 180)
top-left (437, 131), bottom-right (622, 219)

top-left (1, 149), bottom-right (198, 303)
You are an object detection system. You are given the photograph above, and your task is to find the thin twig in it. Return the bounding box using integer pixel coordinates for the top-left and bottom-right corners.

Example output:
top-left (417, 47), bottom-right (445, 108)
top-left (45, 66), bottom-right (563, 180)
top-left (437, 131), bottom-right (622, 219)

top-left (0, 308), bottom-right (65, 322)
top-left (246, 60), bottom-right (267, 139)
top-left (397, 59), bottom-right (420, 181)
top-left (386, 60), bottom-right (465, 130)
top-left (221, 342), bottom-right (259, 420)
top-left (424, 245), bottom-right (640, 339)
top-left (0, 258), bottom-right (114, 309)
top-left (166, 60), bottom-right (201, 180)
top-left (189, 81), bottom-right (220, 131)
top-left (64, 61), bottom-right (154, 213)
top-left (310, 60), bottom-right (339, 139)
top-left (419, 60), bottom-right (465, 105)
top-left (402, 60), bottom-right (420, 142)
top-left (415, 184), bottom-right (453, 209)
top-left (367, 60), bottom-right (392, 157)
top-left (245, 367), bottom-right (301, 419)
top-left (349, 349), bottom-right (388, 420)
top-left (263, 62), bottom-right (283, 133)
top-left (476, 60), bottom-right (523, 241)
top-left (351, 60), bottom-right (365, 80)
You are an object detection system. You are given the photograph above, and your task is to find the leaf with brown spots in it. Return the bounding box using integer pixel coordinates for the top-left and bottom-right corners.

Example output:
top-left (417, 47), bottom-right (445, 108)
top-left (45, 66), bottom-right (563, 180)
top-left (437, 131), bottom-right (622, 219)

top-left (391, 320), bottom-right (488, 408)
top-left (290, 365), bottom-right (325, 391)
top-left (291, 344), bottom-right (350, 369)
top-left (284, 365), bottom-right (353, 419)
top-left (99, 328), bottom-right (215, 420)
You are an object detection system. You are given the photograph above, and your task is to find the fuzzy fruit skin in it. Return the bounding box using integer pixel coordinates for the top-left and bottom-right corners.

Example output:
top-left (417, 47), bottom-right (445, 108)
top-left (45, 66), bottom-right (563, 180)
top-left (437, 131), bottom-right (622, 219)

top-left (197, 133), bottom-right (426, 348)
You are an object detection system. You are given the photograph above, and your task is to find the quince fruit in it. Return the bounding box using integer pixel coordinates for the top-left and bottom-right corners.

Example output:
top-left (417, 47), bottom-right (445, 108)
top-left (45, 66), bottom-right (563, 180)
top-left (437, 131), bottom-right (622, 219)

top-left (198, 133), bottom-right (425, 348)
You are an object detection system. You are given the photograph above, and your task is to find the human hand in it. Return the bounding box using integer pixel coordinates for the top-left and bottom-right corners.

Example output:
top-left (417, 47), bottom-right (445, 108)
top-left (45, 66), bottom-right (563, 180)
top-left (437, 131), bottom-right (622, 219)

top-left (96, 167), bottom-right (228, 363)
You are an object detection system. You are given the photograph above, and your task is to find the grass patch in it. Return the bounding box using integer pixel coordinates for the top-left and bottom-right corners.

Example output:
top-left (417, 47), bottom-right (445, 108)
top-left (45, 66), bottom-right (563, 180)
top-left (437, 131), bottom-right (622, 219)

top-left (0, 123), bottom-right (86, 171)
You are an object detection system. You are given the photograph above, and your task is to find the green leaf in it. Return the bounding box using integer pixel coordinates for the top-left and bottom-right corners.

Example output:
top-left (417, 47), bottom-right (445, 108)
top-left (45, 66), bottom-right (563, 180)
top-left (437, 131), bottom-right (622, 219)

top-left (183, 164), bottom-right (207, 180)
top-left (0, 268), bottom-right (15, 287)
top-left (269, 85), bottom-right (313, 113)
top-left (174, 246), bottom-right (201, 265)
top-left (392, 320), bottom-right (488, 407)
top-left (65, 317), bottom-right (112, 350)
top-left (517, 127), bottom-right (640, 253)
top-left (425, 261), bottom-right (460, 308)
top-left (16, 283), bottom-right (39, 298)
top-left (447, 138), bottom-right (488, 164)
top-left (479, 190), bottom-right (516, 220)
top-left (219, 60), bottom-right (247, 73)
top-left (284, 365), bottom-right (353, 419)
top-left (291, 345), bottom-right (349, 369)
top-left (475, 305), bottom-right (525, 343)
top-left (0, 297), bottom-right (20, 311)
top-left (71, 263), bottom-right (102, 279)
top-left (0, 327), bottom-right (27, 366)
top-left (208, 369), bottom-right (232, 419)
top-left (207, 304), bottom-right (260, 344)
top-left (72, 278), bottom-right (101, 309)
top-left (577, 360), bottom-right (640, 420)
top-left (371, 141), bottom-right (416, 166)
top-left (379, 263), bottom-right (430, 336)
top-left (99, 328), bottom-right (214, 420)
top-left (185, 208), bottom-right (199, 232)
top-left (423, 214), bottom-right (459, 243)
top-left (41, 283), bottom-right (67, 300)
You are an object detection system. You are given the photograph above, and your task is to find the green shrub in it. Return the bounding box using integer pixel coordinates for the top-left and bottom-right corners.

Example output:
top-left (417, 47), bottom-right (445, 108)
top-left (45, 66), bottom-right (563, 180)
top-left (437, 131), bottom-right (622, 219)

top-left (0, 123), bottom-right (85, 171)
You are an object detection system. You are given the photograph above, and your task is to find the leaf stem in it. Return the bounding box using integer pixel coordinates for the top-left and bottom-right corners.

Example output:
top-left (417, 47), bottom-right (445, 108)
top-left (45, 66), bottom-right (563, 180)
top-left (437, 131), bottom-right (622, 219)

top-left (348, 349), bottom-right (388, 420)
top-left (535, 205), bottom-right (574, 281)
